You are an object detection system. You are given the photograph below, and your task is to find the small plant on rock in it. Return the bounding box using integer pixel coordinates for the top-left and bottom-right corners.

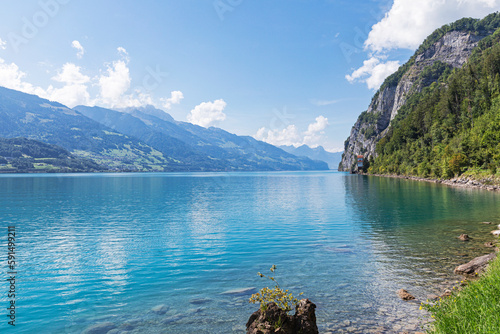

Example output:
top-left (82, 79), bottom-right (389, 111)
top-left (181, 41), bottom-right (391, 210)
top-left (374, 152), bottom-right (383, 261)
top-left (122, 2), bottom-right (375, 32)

top-left (249, 265), bottom-right (303, 314)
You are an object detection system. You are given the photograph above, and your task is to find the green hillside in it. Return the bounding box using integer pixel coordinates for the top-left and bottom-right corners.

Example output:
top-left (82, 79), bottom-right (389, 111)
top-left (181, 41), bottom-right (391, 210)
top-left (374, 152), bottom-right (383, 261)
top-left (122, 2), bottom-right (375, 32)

top-left (0, 137), bottom-right (104, 173)
top-left (368, 19), bottom-right (500, 183)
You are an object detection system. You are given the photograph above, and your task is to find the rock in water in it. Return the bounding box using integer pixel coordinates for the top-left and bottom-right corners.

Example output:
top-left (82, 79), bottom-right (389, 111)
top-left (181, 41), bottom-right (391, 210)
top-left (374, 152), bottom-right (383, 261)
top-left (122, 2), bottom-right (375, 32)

top-left (491, 230), bottom-right (500, 236)
top-left (151, 304), bottom-right (169, 315)
top-left (485, 242), bottom-right (496, 248)
top-left (81, 322), bottom-right (116, 334)
top-left (397, 289), bottom-right (415, 301)
top-left (454, 253), bottom-right (497, 276)
top-left (294, 299), bottom-right (319, 334)
top-left (458, 234), bottom-right (470, 241)
top-left (246, 299), bottom-right (319, 334)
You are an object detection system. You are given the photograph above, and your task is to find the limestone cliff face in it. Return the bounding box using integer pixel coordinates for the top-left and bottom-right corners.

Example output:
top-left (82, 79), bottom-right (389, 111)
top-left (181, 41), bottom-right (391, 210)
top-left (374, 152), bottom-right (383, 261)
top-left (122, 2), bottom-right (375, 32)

top-left (339, 31), bottom-right (487, 171)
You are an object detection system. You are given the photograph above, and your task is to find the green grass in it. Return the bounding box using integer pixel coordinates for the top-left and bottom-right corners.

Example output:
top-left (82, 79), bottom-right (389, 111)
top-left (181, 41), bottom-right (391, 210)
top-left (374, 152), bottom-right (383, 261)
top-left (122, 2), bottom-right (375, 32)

top-left (424, 249), bottom-right (500, 333)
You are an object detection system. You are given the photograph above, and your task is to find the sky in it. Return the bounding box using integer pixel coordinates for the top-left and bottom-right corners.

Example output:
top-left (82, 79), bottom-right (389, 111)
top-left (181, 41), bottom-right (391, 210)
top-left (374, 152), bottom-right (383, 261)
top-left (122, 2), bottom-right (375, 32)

top-left (0, 0), bottom-right (499, 152)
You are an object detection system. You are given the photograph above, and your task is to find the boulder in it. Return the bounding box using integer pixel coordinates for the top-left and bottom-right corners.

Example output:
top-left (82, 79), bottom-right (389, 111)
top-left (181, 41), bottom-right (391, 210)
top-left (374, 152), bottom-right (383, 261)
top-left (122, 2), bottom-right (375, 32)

top-left (396, 289), bottom-right (415, 301)
top-left (454, 253), bottom-right (497, 276)
top-left (491, 230), bottom-right (500, 236)
top-left (246, 299), bottom-right (318, 334)
top-left (484, 242), bottom-right (496, 248)
top-left (458, 234), bottom-right (470, 241)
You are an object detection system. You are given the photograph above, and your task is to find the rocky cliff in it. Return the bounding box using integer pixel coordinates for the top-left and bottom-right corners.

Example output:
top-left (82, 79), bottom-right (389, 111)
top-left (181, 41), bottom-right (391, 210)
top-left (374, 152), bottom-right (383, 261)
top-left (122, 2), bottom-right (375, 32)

top-left (339, 26), bottom-right (490, 171)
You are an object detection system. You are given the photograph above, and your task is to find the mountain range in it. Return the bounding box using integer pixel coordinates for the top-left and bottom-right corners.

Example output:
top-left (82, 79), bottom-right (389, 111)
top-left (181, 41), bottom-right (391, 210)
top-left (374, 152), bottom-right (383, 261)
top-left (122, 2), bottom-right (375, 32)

top-left (0, 86), bottom-right (328, 172)
top-left (279, 145), bottom-right (342, 170)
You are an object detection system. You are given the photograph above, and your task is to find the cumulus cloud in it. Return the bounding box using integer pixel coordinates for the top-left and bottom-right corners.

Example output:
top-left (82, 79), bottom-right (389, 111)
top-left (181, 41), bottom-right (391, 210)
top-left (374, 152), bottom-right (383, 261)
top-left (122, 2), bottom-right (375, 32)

top-left (347, 0), bottom-right (500, 89)
top-left (52, 63), bottom-right (90, 85)
top-left (0, 46), bottom-right (181, 110)
top-left (187, 99), bottom-right (227, 127)
top-left (255, 116), bottom-right (330, 148)
top-left (97, 59), bottom-right (132, 107)
top-left (365, 0), bottom-right (500, 53)
top-left (48, 63), bottom-right (91, 107)
top-left (0, 38), bottom-right (6, 50)
top-left (0, 58), bottom-right (46, 97)
top-left (346, 57), bottom-right (400, 90)
top-left (72, 40), bottom-right (85, 59)
top-left (161, 90), bottom-right (184, 109)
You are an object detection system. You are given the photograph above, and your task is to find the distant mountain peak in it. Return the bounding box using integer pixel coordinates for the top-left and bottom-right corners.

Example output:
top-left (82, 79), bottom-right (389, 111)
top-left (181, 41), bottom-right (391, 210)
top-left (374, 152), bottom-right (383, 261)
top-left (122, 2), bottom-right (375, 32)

top-left (118, 105), bottom-right (175, 123)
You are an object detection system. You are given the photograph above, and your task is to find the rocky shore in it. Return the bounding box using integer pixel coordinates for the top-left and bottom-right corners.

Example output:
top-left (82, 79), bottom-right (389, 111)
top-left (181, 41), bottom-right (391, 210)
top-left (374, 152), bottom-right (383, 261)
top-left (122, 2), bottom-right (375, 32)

top-left (365, 173), bottom-right (500, 192)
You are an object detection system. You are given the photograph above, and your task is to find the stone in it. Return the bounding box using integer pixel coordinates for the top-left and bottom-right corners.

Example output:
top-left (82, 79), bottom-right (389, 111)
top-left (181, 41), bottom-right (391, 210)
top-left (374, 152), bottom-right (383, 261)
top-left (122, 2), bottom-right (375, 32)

top-left (396, 289), bottom-right (415, 301)
top-left (482, 222), bottom-right (492, 224)
top-left (485, 241), bottom-right (495, 248)
top-left (491, 230), bottom-right (500, 236)
top-left (454, 253), bottom-right (497, 276)
top-left (441, 290), bottom-right (452, 298)
top-left (221, 287), bottom-right (256, 295)
top-left (81, 322), bottom-right (116, 334)
top-left (427, 294), bottom-right (440, 300)
top-left (458, 234), bottom-right (470, 241)
top-left (151, 304), bottom-right (169, 315)
top-left (246, 299), bottom-right (319, 334)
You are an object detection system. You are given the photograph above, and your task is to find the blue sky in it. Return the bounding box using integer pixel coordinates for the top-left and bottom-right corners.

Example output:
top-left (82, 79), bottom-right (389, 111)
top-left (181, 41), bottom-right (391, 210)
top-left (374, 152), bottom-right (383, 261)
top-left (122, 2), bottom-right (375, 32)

top-left (0, 1), bottom-right (499, 152)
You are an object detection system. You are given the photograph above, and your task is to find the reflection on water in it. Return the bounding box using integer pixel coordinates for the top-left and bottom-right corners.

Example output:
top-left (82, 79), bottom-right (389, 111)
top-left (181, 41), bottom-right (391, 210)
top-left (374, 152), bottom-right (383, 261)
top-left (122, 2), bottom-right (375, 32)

top-left (0, 172), bottom-right (498, 333)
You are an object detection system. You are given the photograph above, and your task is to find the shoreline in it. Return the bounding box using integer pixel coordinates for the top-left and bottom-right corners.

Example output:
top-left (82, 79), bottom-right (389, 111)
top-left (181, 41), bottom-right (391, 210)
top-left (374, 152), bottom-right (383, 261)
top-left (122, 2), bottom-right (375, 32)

top-left (361, 173), bottom-right (500, 192)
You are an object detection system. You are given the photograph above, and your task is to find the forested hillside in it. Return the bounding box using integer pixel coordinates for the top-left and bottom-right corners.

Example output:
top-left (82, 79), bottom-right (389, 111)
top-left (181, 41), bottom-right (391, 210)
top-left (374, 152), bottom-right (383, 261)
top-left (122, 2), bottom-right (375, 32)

top-left (369, 26), bottom-right (500, 180)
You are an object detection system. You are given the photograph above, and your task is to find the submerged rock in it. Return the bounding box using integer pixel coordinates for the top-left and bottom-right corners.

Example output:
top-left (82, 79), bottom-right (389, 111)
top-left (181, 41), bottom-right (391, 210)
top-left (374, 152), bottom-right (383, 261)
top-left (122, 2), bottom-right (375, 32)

top-left (81, 322), bottom-right (116, 334)
top-left (458, 234), bottom-right (470, 241)
top-left (151, 304), bottom-right (169, 315)
top-left (246, 299), bottom-right (319, 334)
top-left (454, 253), bottom-right (497, 277)
top-left (221, 287), bottom-right (256, 295)
top-left (396, 289), bottom-right (415, 301)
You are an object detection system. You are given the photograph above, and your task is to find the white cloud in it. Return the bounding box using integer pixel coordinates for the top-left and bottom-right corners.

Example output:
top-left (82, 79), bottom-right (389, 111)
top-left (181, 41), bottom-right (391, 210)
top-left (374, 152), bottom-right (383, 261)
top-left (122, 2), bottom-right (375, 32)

top-left (305, 115), bottom-right (329, 135)
top-left (48, 63), bottom-right (91, 107)
top-left (161, 90), bottom-right (184, 109)
top-left (347, 0), bottom-right (500, 89)
top-left (72, 40), bottom-right (85, 59)
top-left (365, 0), bottom-right (500, 52)
top-left (117, 47), bottom-right (128, 57)
top-left (346, 57), bottom-right (400, 90)
top-left (52, 63), bottom-right (90, 85)
top-left (0, 38), bottom-right (6, 50)
top-left (97, 59), bottom-right (132, 107)
top-left (255, 116), bottom-right (330, 148)
top-left (0, 58), bottom-right (46, 97)
top-left (0, 47), bottom-right (176, 110)
top-left (187, 99), bottom-right (227, 127)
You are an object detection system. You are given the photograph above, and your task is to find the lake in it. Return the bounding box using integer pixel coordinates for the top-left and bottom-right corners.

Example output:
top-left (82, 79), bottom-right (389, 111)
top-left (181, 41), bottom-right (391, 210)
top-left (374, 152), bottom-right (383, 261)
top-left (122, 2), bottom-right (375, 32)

top-left (0, 171), bottom-right (499, 333)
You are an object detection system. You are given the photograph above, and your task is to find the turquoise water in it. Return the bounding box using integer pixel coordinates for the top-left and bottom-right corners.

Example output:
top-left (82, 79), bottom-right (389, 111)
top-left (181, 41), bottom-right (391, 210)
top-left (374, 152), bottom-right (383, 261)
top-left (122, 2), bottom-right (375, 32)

top-left (0, 171), bottom-right (499, 333)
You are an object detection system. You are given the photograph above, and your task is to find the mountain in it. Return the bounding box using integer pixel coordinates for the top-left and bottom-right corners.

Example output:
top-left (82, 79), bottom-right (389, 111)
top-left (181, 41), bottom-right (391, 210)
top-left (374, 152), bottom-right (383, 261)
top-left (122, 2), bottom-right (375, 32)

top-left (73, 105), bottom-right (329, 171)
top-left (0, 137), bottom-right (104, 173)
top-left (340, 12), bottom-right (500, 178)
top-left (0, 86), bottom-right (188, 171)
top-left (0, 86), bottom-right (327, 172)
top-left (279, 145), bottom-right (343, 170)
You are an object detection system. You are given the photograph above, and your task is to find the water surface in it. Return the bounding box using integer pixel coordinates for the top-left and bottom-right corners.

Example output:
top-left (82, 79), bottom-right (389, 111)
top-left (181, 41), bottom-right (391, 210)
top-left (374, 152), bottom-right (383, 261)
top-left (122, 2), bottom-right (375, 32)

top-left (0, 171), bottom-right (499, 333)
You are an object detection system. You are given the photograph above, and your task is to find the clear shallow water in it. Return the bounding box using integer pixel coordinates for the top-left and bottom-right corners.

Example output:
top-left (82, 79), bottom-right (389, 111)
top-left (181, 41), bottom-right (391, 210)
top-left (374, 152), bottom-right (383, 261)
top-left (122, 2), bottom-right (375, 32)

top-left (0, 171), bottom-right (499, 333)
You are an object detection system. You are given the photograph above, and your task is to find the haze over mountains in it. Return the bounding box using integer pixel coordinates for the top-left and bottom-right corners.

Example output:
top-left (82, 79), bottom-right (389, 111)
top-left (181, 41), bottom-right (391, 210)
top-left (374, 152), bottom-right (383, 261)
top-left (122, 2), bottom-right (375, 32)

top-left (0, 86), bottom-right (330, 172)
